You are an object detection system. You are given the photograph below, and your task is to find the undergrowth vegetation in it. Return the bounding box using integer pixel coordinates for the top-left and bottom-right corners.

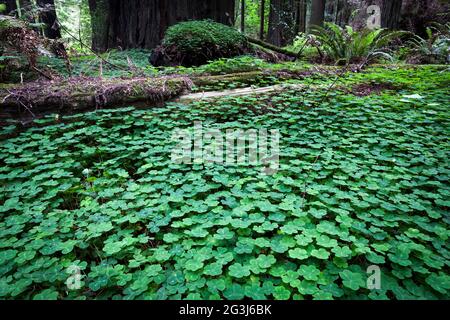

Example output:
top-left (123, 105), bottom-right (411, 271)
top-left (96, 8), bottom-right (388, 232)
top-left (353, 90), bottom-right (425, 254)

top-left (405, 23), bottom-right (450, 64)
top-left (0, 66), bottom-right (449, 300)
top-left (309, 23), bottom-right (406, 65)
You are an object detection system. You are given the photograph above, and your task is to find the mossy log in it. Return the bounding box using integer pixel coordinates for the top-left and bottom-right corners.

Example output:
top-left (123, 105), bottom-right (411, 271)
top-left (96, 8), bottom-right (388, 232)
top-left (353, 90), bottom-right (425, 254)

top-left (191, 69), bottom-right (315, 87)
top-left (0, 76), bottom-right (192, 122)
top-left (246, 37), bottom-right (300, 59)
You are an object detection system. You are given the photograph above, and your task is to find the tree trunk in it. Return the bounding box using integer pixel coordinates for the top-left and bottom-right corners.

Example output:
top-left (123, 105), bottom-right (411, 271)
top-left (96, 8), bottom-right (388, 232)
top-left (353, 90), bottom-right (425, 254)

top-left (36, 0), bottom-right (61, 39)
top-left (259, 0), bottom-right (265, 40)
top-left (381, 0), bottom-right (402, 30)
top-left (88, 0), bottom-right (110, 52)
top-left (310, 0), bottom-right (325, 28)
top-left (294, 0), bottom-right (307, 34)
top-left (89, 0), bottom-right (236, 52)
top-left (240, 0), bottom-right (245, 33)
top-left (335, 0), bottom-right (352, 27)
top-left (267, 0), bottom-right (296, 46)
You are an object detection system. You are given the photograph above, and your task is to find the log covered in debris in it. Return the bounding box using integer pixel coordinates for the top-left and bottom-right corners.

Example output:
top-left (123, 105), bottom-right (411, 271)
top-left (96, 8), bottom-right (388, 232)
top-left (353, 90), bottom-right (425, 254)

top-left (0, 76), bottom-right (193, 122)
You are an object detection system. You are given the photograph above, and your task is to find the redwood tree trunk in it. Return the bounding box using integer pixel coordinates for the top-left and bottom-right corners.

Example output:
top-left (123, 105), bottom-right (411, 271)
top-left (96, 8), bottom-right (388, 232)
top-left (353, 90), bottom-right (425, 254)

top-left (240, 0), bottom-right (245, 33)
top-left (381, 0), bottom-right (402, 30)
top-left (294, 0), bottom-right (307, 34)
top-left (267, 0), bottom-right (295, 46)
top-left (89, 0), bottom-right (236, 52)
top-left (88, 0), bottom-right (110, 52)
top-left (335, 0), bottom-right (352, 27)
top-left (36, 0), bottom-right (61, 39)
top-left (310, 0), bottom-right (325, 28)
top-left (259, 0), bottom-right (265, 40)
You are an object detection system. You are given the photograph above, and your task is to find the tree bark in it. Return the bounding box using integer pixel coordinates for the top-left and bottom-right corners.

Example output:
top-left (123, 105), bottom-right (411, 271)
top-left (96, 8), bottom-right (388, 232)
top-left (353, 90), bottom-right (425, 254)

top-left (381, 0), bottom-right (402, 30)
top-left (267, 0), bottom-right (296, 46)
top-left (310, 0), bottom-right (325, 28)
top-left (335, 0), bottom-right (352, 27)
top-left (294, 0), bottom-right (307, 34)
top-left (88, 0), bottom-right (110, 52)
top-left (89, 0), bottom-right (236, 52)
top-left (36, 0), bottom-right (61, 39)
top-left (259, 0), bottom-right (265, 40)
top-left (240, 0), bottom-right (245, 33)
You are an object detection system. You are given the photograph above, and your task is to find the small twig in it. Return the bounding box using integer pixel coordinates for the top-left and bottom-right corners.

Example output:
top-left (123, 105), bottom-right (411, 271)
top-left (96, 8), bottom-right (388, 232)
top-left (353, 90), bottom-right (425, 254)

top-left (7, 89), bottom-right (36, 118)
top-left (2, 94), bottom-right (13, 103)
top-left (32, 66), bottom-right (53, 80)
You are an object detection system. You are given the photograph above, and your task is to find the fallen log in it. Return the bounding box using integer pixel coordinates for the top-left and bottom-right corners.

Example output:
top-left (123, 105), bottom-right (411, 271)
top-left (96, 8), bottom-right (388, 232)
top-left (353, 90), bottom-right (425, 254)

top-left (0, 76), bottom-right (192, 122)
top-left (0, 67), bottom-right (336, 124)
top-left (190, 68), bottom-right (335, 89)
top-left (246, 37), bottom-right (300, 59)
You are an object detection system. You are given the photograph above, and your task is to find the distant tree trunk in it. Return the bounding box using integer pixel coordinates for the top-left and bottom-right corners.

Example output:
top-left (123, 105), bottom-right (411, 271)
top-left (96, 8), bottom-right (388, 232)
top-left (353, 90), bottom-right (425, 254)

top-left (89, 0), bottom-right (236, 52)
top-left (267, 0), bottom-right (295, 46)
top-left (294, 0), bottom-right (307, 34)
top-left (310, 0), bottom-right (325, 28)
top-left (240, 0), bottom-right (245, 33)
top-left (335, 0), bottom-right (352, 27)
top-left (259, 0), bottom-right (265, 40)
top-left (88, 0), bottom-right (110, 52)
top-left (36, 0), bottom-right (61, 39)
top-left (381, 0), bottom-right (402, 30)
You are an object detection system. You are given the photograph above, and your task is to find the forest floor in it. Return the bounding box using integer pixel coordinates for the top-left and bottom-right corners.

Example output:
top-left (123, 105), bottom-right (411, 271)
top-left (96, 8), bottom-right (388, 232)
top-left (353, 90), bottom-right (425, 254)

top-left (0, 51), bottom-right (449, 300)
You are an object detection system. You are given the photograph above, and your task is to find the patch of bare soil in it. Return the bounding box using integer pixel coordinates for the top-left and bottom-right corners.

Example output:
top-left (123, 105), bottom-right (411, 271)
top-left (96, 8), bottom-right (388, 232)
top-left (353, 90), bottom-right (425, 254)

top-left (345, 82), bottom-right (404, 97)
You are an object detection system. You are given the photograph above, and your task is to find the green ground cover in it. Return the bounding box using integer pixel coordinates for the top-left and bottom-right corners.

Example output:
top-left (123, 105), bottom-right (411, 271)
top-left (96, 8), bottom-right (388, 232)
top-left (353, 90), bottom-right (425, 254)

top-left (0, 65), bottom-right (449, 300)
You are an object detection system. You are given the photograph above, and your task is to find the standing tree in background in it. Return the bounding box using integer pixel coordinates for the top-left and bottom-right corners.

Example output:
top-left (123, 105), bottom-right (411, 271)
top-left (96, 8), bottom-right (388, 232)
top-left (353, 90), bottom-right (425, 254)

top-left (310, 0), bottom-right (325, 28)
top-left (87, 0), bottom-right (109, 52)
top-left (259, 0), bottom-right (265, 40)
top-left (267, 0), bottom-right (296, 46)
top-left (335, 0), bottom-right (352, 27)
top-left (240, 0), bottom-right (245, 32)
top-left (88, 0), bottom-right (235, 52)
top-left (36, 0), bottom-right (61, 39)
top-left (381, 0), bottom-right (402, 30)
top-left (294, 0), bottom-right (307, 34)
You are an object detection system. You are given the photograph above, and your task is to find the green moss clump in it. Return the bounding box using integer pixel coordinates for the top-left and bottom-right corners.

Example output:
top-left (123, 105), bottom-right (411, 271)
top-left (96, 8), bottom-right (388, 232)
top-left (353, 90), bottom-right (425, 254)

top-left (153, 20), bottom-right (249, 67)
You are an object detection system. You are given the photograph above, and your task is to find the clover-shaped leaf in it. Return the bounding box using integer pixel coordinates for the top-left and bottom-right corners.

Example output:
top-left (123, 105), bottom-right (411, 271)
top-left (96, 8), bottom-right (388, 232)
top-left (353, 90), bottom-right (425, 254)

top-left (288, 248), bottom-right (309, 260)
top-left (299, 265), bottom-right (320, 281)
top-left (311, 248), bottom-right (330, 260)
top-left (228, 263), bottom-right (251, 278)
top-left (339, 270), bottom-right (365, 291)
